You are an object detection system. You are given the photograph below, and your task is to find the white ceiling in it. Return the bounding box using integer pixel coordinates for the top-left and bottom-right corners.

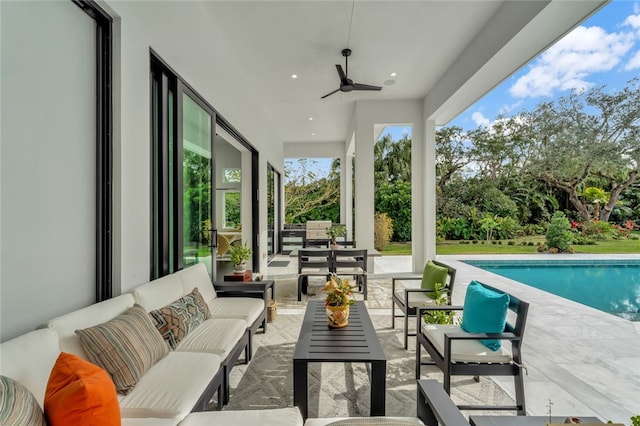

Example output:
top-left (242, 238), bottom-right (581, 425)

top-left (202, 1), bottom-right (608, 145)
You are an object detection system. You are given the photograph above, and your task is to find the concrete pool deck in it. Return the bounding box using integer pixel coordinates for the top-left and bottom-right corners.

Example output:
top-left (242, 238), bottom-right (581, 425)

top-left (381, 253), bottom-right (640, 423)
top-left (268, 253), bottom-right (639, 422)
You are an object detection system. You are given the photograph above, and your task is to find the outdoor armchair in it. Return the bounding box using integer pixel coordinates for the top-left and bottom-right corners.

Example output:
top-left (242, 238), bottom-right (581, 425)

top-left (416, 281), bottom-right (529, 415)
top-left (391, 260), bottom-right (456, 349)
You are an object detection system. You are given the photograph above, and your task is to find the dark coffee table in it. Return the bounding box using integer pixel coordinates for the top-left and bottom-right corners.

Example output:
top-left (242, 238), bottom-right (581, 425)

top-left (293, 300), bottom-right (387, 420)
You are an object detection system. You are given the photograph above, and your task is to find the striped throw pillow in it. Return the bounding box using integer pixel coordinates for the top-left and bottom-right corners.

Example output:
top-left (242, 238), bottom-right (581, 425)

top-left (149, 288), bottom-right (212, 349)
top-left (75, 304), bottom-right (169, 394)
top-left (0, 375), bottom-right (46, 426)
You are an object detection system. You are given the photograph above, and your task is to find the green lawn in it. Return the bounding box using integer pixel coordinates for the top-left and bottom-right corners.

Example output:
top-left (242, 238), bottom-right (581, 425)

top-left (380, 235), bottom-right (640, 255)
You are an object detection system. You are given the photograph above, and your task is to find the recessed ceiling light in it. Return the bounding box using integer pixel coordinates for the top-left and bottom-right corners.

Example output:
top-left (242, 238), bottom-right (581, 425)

top-left (390, 72), bottom-right (397, 77)
top-left (311, 133), bottom-right (316, 136)
top-left (291, 74), bottom-right (298, 79)
top-left (308, 117), bottom-right (313, 121)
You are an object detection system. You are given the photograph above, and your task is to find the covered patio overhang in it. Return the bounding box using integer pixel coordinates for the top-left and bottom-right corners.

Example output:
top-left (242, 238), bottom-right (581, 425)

top-left (254, 0), bottom-right (610, 272)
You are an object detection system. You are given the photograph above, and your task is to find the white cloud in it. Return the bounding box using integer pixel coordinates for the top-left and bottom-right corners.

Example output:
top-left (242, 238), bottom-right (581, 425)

top-left (625, 50), bottom-right (640, 70)
top-left (624, 13), bottom-right (640, 29)
top-left (471, 111), bottom-right (490, 128)
top-left (510, 25), bottom-right (635, 98)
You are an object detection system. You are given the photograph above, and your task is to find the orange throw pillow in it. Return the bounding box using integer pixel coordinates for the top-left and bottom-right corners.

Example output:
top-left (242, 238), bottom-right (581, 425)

top-left (44, 352), bottom-right (120, 426)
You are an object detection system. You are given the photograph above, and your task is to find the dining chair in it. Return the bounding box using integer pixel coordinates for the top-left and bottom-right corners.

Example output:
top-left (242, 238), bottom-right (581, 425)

top-left (297, 249), bottom-right (333, 301)
top-left (332, 249), bottom-right (368, 300)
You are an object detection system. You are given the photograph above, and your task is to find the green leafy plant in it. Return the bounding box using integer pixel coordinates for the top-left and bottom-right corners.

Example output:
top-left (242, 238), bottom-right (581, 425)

top-left (229, 241), bottom-right (252, 266)
top-left (326, 223), bottom-right (347, 243)
top-left (422, 283), bottom-right (457, 325)
top-left (322, 275), bottom-right (355, 307)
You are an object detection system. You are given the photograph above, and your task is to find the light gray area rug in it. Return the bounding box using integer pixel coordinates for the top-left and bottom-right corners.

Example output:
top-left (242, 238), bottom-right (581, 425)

top-left (222, 312), bottom-right (514, 419)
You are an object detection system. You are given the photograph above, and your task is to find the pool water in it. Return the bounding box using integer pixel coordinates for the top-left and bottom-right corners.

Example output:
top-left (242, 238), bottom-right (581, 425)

top-left (464, 259), bottom-right (640, 321)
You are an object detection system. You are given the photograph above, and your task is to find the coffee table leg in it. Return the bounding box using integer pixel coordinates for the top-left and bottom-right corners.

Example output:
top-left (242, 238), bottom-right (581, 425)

top-left (293, 359), bottom-right (308, 420)
top-left (370, 360), bottom-right (386, 416)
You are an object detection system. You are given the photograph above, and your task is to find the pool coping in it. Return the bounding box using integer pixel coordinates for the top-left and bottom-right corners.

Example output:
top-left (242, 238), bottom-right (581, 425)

top-left (438, 254), bottom-right (640, 422)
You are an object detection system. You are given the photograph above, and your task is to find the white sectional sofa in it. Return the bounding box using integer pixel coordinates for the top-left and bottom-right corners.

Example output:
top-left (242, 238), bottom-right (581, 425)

top-left (0, 263), bottom-right (305, 425)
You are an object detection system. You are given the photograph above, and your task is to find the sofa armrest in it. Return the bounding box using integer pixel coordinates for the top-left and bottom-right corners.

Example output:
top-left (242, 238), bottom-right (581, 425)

top-left (417, 379), bottom-right (469, 425)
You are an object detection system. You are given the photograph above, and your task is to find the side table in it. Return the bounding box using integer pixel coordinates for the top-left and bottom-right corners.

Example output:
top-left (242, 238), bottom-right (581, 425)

top-left (223, 270), bottom-right (252, 282)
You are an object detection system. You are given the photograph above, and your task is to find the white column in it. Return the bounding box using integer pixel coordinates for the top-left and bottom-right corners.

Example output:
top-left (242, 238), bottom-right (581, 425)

top-left (425, 120), bottom-right (437, 261)
top-left (354, 119), bottom-right (375, 250)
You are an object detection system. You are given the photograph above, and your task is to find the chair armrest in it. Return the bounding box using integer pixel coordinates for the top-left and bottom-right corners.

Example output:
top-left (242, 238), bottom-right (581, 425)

top-left (416, 306), bottom-right (464, 333)
top-left (391, 275), bottom-right (422, 291)
top-left (443, 331), bottom-right (519, 341)
top-left (416, 380), bottom-right (469, 425)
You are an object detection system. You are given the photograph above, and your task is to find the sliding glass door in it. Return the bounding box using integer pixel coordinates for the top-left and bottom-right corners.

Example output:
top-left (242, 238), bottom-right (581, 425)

top-left (181, 92), bottom-right (214, 277)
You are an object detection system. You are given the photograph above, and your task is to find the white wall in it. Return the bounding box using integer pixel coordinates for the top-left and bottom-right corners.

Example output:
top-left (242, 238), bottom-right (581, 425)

top-left (106, 1), bottom-right (282, 292)
top-left (1, 1), bottom-right (284, 339)
top-left (1, 1), bottom-right (96, 340)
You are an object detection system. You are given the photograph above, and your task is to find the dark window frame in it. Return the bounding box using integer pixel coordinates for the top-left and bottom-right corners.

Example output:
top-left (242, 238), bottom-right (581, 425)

top-left (150, 50), bottom-right (260, 280)
top-left (72, 0), bottom-right (113, 302)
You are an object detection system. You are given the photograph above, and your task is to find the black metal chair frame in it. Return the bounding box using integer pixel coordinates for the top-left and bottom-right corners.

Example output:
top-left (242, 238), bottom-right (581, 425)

top-left (332, 248), bottom-right (368, 300)
top-left (297, 249), bottom-right (333, 301)
top-left (415, 281), bottom-right (529, 415)
top-left (391, 260), bottom-right (457, 349)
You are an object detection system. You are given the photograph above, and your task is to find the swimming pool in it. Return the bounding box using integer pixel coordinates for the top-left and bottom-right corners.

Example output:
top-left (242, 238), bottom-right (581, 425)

top-left (463, 259), bottom-right (640, 321)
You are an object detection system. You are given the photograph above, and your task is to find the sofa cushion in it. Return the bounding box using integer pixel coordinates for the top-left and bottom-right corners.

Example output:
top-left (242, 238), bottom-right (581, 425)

top-left (421, 324), bottom-right (512, 363)
top-left (178, 407), bottom-right (303, 426)
top-left (134, 273), bottom-right (186, 311)
top-left (0, 375), bottom-right (46, 426)
top-left (175, 319), bottom-right (246, 358)
top-left (45, 293), bottom-right (135, 359)
top-left (208, 298), bottom-right (264, 328)
top-left (0, 328), bottom-right (60, 409)
top-left (44, 352), bottom-right (120, 426)
top-left (149, 288), bottom-right (212, 349)
top-left (460, 281), bottom-right (510, 351)
top-left (75, 304), bottom-right (169, 394)
top-left (118, 352), bottom-right (221, 421)
top-left (175, 263), bottom-right (217, 302)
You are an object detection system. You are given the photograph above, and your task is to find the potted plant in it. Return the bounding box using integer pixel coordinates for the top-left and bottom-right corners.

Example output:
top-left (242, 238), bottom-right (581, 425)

top-left (326, 224), bottom-right (347, 247)
top-left (229, 241), bottom-right (252, 272)
top-left (322, 274), bottom-right (355, 328)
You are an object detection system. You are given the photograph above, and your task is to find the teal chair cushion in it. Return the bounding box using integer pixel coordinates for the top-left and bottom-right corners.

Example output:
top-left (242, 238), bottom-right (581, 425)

top-left (460, 280), bottom-right (510, 351)
top-left (421, 261), bottom-right (449, 298)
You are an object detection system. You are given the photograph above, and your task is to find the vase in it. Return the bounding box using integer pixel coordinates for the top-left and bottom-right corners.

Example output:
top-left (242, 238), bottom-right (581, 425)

top-left (326, 304), bottom-right (349, 328)
top-left (233, 262), bottom-right (246, 273)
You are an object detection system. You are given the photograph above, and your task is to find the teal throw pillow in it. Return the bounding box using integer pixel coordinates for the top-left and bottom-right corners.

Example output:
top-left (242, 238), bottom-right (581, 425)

top-left (421, 261), bottom-right (449, 298)
top-left (460, 281), bottom-right (510, 351)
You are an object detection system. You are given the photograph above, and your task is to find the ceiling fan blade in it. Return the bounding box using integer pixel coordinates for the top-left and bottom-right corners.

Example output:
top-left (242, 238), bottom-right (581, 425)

top-left (352, 83), bottom-right (382, 91)
top-left (335, 64), bottom-right (347, 82)
top-left (321, 88), bottom-right (341, 99)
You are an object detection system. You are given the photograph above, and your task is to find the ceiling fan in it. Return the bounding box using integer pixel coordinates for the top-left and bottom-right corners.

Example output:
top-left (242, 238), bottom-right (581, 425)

top-left (321, 48), bottom-right (382, 99)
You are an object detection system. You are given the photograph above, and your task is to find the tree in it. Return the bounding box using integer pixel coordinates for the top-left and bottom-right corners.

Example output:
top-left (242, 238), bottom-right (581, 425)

top-left (435, 126), bottom-right (473, 195)
top-left (375, 181), bottom-right (412, 241)
top-left (530, 79), bottom-right (640, 222)
top-left (284, 158), bottom-right (340, 223)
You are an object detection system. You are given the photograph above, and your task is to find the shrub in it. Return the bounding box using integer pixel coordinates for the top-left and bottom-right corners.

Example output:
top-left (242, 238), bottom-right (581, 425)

top-left (374, 212), bottom-right (393, 251)
top-left (507, 241), bottom-right (515, 245)
top-left (581, 220), bottom-right (615, 240)
top-left (472, 240), bottom-right (478, 244)
top-left (545, 211), bottom-right (573, 252)
top-left (572, 235), bottom-right (596, 245)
